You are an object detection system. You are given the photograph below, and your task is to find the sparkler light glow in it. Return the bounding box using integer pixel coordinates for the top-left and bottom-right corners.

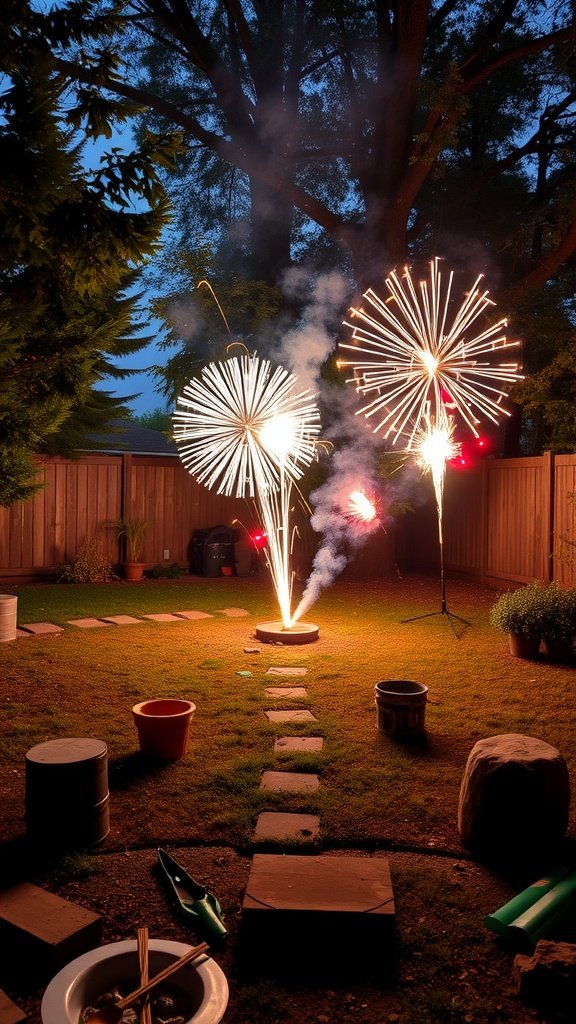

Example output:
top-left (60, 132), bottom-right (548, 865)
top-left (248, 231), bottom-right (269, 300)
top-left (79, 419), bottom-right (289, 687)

top-left (414, 410), bottom-right (461, 548)
top-left (174, 354), bottom-right (321, 629)
top-left (339, 257), bottom-right (522, 450)
top-left (346, 489), bottom-right (379, 524)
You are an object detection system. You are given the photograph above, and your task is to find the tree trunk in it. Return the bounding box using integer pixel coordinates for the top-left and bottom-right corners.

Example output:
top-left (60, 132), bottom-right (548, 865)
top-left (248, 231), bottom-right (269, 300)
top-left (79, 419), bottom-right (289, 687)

top-left (248, 178), bottom-right (293, 284)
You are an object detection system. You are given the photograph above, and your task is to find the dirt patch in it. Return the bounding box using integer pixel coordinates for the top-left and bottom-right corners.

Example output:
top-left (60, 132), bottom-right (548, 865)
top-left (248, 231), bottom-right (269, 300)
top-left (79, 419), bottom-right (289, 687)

top-left (1, 843), bottom-right (571, 1024)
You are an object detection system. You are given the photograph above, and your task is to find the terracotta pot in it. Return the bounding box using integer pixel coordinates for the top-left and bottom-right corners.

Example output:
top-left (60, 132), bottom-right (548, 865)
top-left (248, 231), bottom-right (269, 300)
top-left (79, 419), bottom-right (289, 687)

top-left (122, 562), bottom-right (145, 581)
top-left (132, 699), bottom-right (196, 760)
top-left (0, 594), bottom-right (17, 642)
top-left (508, 631), bottom-right (541, 659)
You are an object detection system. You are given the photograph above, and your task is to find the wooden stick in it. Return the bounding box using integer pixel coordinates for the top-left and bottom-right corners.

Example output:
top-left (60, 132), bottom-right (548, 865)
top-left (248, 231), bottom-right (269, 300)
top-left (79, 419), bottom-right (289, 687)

top-left (117, 942), bottom-right (210, 1010)
top-left (137, 927), bottom-right (152, 1024)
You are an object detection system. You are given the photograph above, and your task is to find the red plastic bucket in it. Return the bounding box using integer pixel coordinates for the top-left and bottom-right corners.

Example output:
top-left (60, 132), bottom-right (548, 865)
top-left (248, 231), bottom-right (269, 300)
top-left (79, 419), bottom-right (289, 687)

top-left (132, 699), bottom-right (196, 760)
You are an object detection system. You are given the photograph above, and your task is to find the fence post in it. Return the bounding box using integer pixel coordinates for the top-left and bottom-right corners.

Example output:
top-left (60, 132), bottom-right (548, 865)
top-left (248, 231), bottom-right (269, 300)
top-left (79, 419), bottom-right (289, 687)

top-left (479, 456), bottom-right (489, 586)
top-left (545, 450), bottom-right (555, 582)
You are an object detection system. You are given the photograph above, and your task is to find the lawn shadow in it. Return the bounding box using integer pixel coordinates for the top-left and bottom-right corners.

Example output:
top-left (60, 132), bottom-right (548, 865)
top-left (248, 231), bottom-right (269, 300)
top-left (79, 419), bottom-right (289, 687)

top-left (108, 751), bottom-right (173, 790)
top-left (235, 910), bottom-right (399, 986)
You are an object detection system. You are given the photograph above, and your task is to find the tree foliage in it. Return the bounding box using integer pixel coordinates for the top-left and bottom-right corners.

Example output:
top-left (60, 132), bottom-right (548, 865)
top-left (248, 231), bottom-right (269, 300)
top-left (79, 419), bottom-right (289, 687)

top-left (6, 1), bottom-right (576, 452)
top-left (0, 1), bottom-right (181, 505)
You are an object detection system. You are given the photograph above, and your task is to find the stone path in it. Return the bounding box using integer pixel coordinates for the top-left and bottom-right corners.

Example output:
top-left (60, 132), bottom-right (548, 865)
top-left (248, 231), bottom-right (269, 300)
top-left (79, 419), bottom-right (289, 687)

top-left (14, 601), bottom-right (396, 941)
top-left (15, 606), bottom-right (248, 637)
top-left (253, 660), bottom-right (327, 848)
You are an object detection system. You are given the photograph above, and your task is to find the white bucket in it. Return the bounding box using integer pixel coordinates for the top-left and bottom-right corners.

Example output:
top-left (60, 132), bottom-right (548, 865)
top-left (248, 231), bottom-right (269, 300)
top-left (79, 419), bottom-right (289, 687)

top-left (0, 595), bottom-right (17, 642)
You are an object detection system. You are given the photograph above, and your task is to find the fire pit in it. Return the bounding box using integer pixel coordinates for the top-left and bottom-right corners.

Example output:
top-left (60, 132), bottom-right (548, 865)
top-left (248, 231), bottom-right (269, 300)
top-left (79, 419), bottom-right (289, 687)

top-left (41, 938), bottom-right (228, 1024)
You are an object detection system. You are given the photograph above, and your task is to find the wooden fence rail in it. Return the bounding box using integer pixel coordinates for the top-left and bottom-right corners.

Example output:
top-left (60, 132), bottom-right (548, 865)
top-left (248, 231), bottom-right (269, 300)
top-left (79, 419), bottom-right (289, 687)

top-left (2, 451), bottom-right (576, 586)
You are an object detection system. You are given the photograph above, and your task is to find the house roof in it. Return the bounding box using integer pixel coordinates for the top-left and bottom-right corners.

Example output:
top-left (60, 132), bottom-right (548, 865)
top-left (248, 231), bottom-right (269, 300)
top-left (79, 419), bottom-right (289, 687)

top-left (82, 419), bottom-right (178, 456)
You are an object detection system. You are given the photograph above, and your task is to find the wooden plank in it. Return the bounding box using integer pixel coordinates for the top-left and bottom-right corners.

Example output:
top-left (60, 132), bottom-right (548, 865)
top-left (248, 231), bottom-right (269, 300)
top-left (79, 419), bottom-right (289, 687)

top-left (0, 882), bottom-right (101, 969)
top-left (0, 989), bottom-right (27, 1024)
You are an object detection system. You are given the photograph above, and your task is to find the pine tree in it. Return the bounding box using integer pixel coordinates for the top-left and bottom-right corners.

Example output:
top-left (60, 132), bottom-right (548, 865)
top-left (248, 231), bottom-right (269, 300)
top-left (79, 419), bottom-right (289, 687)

top-left (0, 13), bottom-right (178, 505)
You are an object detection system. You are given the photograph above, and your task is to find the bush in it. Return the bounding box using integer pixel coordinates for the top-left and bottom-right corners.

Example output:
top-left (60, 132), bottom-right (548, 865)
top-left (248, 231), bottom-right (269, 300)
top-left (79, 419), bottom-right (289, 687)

top-left (58, 539), bottom-right (113, 583)
top-left (489, 582), bottom-right (576, 641)
top-left (541, 583), bottom-right (576, 642)
top-left (489, 583), bottom-right (549, 637)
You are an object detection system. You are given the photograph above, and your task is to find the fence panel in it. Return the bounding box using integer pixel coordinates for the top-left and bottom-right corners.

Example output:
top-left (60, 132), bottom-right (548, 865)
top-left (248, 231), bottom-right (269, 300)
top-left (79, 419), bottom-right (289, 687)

top-left (483, 455), bottom-right (552, 585)
top-left (4, 450), bottom-right (576, 584)
top-left (552, 456), bottom-right (576, 587)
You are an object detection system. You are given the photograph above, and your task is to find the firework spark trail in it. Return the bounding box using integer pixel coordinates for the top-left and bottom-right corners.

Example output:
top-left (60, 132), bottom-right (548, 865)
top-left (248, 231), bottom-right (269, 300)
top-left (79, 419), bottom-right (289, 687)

top-left (291, 443), bottom-right (382, 623)
top-left (174, 354), bottom-right (320, 628)
top-left (339, 257), bottom-right (522, 450)
top-left (414, 409), bottom-right (460, 549)
top-left (347, 489), bottom-right (379, 524)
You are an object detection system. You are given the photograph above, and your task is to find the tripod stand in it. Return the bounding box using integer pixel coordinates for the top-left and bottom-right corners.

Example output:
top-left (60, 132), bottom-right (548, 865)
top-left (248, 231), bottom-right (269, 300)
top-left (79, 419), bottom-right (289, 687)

top-left (401, 541), bottom-right (471, 639)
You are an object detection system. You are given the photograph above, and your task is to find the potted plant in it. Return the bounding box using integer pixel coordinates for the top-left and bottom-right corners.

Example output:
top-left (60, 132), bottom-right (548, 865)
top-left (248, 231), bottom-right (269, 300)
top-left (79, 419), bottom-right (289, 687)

top-left (489, 583), bottom-right (550, 659)
top-left (540, 584), bottom-right (576, 662)
top-left (117, 517), bottom-right (149, 581)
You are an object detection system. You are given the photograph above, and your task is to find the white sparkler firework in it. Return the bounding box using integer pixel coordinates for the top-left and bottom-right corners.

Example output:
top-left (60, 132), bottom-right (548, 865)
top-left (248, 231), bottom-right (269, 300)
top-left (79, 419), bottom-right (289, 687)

top-left (414, 409), bottom-right (461, 548)
top-left (174, 354), bottom-right (320, 628)
top-left (339, 257), bottom-right (522, 450)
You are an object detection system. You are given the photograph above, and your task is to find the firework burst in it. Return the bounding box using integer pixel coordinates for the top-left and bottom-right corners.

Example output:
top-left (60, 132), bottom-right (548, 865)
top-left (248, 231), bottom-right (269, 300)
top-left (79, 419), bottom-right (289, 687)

top-left (174, 354), bottom-right (320, 628)
top-left (338, 257), bottom-right (522, 449)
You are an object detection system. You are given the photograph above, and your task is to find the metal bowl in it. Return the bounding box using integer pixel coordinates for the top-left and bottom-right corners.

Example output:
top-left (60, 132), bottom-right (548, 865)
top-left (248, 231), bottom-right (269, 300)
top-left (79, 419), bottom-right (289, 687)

top-left (41, 939), bottom-right (229, 1024)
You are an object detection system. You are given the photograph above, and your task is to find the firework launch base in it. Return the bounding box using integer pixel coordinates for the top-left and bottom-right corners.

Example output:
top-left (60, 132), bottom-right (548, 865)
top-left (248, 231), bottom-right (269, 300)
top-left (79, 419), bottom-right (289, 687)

top-left (255, 621), bottom-right (319, 644)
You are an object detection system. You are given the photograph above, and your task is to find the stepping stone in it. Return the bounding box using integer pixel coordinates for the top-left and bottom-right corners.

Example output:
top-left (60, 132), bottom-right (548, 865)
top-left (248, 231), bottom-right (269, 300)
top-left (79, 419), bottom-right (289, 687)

top-left (102, 615), bottom-right (143, 625)
top-left (266, 666), bottom-right (308, 676)
top-left (67, 618), bottom-right (110, 628)
top-left (18, 623), bottom-right (63, 635)
top-left (260, 770), bottom-right (319, 793)
top-left (265, 709), bottom-right (317, 723)
top-left (241, 854), bottom-right (396, 974)
top-left (142, 613), bottom-right (183, 622)
top-left (274, 736), bottom-right (324, 752)
top-left (16, 629), bottom-right (32, 639)
top-left (174, 610), bottom-right (214, 620)
top-left (216, 607), bottom-right (249, 617)
top-left (253, 812), bottom-right (320, 844)
top-left (265, 687), bottom-right (308, 698)
top-left (242, 853), bottom-right (395, 936)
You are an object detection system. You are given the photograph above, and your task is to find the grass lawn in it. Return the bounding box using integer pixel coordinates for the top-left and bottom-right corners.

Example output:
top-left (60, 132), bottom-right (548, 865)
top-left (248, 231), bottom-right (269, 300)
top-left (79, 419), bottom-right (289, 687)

top-left (2, 571), bottom-right (575, 852)
top-left (2, 573), bottom-right (576, 1024)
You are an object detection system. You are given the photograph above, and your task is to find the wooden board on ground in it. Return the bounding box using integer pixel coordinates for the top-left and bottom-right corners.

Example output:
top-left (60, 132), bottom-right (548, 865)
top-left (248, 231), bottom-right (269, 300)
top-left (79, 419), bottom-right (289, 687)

top-left (0, 989), bottom-right (27, 1024)
top-left (0, 882), bottom-right (102, 972)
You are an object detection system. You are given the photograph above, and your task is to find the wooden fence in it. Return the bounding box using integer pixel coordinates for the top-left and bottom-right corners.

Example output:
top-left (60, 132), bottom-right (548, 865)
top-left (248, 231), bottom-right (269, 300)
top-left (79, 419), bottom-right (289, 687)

top-left (0, 453), bottom-right (259, 579)
top-left (2, 450), bottom-right (576, 586)
top-left (400, 452), bottom-right (576, 588)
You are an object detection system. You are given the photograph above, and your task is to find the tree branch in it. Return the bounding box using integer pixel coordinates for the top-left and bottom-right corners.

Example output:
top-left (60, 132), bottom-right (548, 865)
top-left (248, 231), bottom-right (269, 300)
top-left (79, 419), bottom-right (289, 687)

top-left (504, 217), bottom-right (576, 305)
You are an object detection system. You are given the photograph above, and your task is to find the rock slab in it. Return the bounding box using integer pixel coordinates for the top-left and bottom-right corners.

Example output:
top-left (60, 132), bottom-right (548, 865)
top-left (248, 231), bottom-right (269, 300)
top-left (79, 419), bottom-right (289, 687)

top-left (514, 940), bottom-right (576, 1007)
top-left (458, 733), bottom-right (570, 858)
